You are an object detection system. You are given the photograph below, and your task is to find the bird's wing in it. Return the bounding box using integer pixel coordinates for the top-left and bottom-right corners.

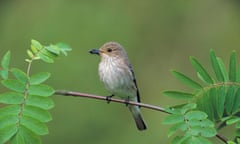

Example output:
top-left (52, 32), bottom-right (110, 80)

top-left (129, 65), bottom-right (141, 103)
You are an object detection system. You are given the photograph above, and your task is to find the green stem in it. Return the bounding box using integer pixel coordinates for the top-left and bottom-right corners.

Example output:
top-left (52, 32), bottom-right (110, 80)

top-left (16, 60), bottom-right (32, 127)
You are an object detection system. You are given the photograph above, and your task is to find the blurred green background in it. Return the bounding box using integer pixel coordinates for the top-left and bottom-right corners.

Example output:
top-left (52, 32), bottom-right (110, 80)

top-left (1, 0), bottom-right (240, 143)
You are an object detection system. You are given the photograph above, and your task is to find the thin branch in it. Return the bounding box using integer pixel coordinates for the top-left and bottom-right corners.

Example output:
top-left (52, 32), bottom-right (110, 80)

top-left (54, 90), bottom-right (170, 114)
top-left (54, 90), bottom-right (228, 143)
top-left (216, 134), bottom-right (228, 144)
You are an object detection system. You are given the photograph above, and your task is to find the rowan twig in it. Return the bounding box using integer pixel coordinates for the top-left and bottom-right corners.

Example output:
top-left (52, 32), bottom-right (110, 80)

top-left (54, 90), bottom-right (228, 143)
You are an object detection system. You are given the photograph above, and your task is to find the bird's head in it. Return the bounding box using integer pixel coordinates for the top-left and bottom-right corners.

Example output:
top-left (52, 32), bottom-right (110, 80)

top-left (89, 42), bottom-right (127, 59)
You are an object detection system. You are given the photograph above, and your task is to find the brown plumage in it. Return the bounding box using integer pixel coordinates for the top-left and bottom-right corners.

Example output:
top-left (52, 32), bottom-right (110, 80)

top-left (90, 42), bottom-right (147, 130)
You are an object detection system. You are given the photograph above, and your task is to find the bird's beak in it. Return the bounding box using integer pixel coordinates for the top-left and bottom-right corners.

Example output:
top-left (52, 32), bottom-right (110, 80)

top-left (89, 49), bottom-right (100, 55)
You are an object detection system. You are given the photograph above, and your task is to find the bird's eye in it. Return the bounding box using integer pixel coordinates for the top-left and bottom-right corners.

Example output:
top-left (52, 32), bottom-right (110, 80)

top-left (107, 48), bottom-right (112, 52)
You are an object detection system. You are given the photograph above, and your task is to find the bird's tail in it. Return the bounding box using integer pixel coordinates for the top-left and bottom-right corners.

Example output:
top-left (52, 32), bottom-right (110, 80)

top-left (128, 105), bottom-right (147, 131)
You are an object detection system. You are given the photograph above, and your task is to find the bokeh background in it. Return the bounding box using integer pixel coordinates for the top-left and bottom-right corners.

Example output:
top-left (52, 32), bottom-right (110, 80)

top-left (1, 0), bottom-right (240, 143)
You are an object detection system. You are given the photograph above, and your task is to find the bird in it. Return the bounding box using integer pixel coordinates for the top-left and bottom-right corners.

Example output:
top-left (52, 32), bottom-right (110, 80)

top-left (89, 42), bottom-right (147, 131)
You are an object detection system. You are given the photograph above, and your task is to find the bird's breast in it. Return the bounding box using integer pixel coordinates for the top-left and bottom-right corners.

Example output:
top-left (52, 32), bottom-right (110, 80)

top-left (98, 58), bottom-right (135, 97)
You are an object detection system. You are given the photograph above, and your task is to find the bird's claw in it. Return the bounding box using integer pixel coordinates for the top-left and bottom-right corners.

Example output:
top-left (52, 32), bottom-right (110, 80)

top-left (106, 94), bottom-right (114, 104)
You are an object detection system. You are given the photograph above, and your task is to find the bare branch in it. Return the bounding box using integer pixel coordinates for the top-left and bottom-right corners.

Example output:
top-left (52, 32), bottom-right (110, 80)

top-left (54, 90), bottom-right (170, 114)
top-left (54, 90), bottom-right (228, 143)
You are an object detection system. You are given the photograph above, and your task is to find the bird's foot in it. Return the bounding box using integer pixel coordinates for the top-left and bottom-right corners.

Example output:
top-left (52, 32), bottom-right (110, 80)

top-left (106, 94), bottom-right (114, 104)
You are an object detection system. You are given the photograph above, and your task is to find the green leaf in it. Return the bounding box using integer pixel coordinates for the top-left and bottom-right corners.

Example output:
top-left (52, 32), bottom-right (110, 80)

top-left (26, 95), bottom-right (54, 110)
top-left (56, 43), bottom-right (72, 56)
top-left (217, 57), bottom-right (228, 81)
top-left (171, 136), bottom-right (182, 144)
top-left (237, 64), bottom-right (240, 83)
top-left (1, 51), bottom-right (11, 69)
top-left (180, 136), bottom-right (195, 144)
top-left (27, 49), bottom-right (34, 59)
top-left (0, 51), bottom-right (10, 79)
top-left (210, 50), bottom-right (224, 82)
top-left (11, 126), bottom-right (41, 144)
top-left (190, 56), bottom-right (213, 84)
top-left (209, 88), bottom-right (219, 120)
top-left (0, 92), bottom-right (24, 104)
top-left (199, 119), bottom-right (215, 127)
top-left (31, 43), bottom-right (39, 54)
top-left (226, 117), bottom-right (240, 125)
top-left (1, 79), bottom-right (25, 93)
top-left (185, 111), bottom-right (208, 120)
top-left (181, 103), bottom-right (197, 114)
top-left (38, 52), bottom-right (54, 63)
top-left (0, 105), bottom-right (20, 117)
top-left (229, 50), bottom-right (236, 82)
top-left (23, 106), bottom-right (52, 122)
top-left (216, 86), bottom-right (226, 119)
top-left (45, 45), bottom-right (60, 55)
top-left (236, 122), bottom-right (240, 128)
top-left (227, 141), bottom-right (237, 144)
top-left (11, 68), bottom-right (28, 84)
top-left (31, 39), bottom-right (42, 51)
top-left (186, 126), bottom-right (201, 136)
top-left (0, 124), bottom-right (18, 144)
top-left (41, 49), bottom-right (58, 59)
top-left (225, 86), bottom-right (236, 115)
top-left (28, 84), bottom-right (55, 97)
top-left (30, 72), bottom-right (50, 85)
top-left (232, 88), bottom-right (240, 113)
top-left (165, 107), bottom-right (185, 115)
top-left (0, 69), bottom-right (8, 79)
top-left (168, 121), bottom-right (187, 137)
top-left (162, 114), bottom-right (184, 124)
top-left (21, 116), bottom-right (48, 135)
top-left (27, 50), bottom-right (34, 59)
top-left (163, 91), bottom-right (194, 99)
top-left (171, 70), bottom-right (202, 89)
top-left (0, 115), bottom-right (18, 129)
top-left (197, 92), bottom-right (215, 120)
top-left (189, 136), bottom-right (212, 144)
top-left (236, 129), bottom-right (240, 137)
top-left (198, 127), bottom-right (217, 137)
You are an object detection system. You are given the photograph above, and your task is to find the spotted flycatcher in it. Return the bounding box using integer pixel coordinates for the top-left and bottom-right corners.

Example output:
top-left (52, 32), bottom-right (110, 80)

top-left (89, 42), bottom-right (147, 131)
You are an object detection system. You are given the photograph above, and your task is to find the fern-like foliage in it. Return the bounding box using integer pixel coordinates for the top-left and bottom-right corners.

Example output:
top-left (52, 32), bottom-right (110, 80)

top-left (163, 103), bottom-right (216, 144)
top-left (0, 40), bottom-right (71, 143)
top-left (163, 49), bottom-right (240, 143)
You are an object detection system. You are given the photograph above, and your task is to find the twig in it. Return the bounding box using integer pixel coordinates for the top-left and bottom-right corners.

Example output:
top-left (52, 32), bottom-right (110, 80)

top-left (54, 90), bottom-right (228, 143)
top-left (216, 134), bottom-right (228, 144)
top-left (54, 90), bottom-right (170, 114)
